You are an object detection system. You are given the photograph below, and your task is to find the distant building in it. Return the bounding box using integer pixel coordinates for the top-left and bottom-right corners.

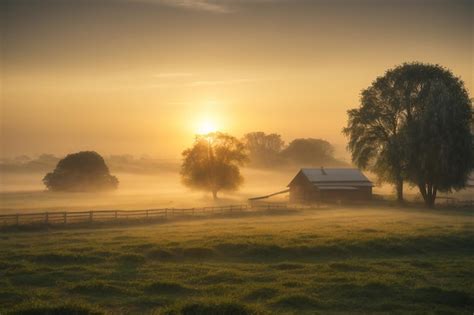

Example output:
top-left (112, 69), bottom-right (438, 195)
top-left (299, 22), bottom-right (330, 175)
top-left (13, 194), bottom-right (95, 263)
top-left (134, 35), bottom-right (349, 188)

top-left (288, 167), bottom-right (373, 203)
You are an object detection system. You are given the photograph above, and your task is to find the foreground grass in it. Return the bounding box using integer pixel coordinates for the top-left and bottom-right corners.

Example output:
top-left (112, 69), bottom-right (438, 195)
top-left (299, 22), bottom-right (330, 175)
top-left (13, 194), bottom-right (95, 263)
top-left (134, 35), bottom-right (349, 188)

top-left (0, 205), bottom-right (473, 314)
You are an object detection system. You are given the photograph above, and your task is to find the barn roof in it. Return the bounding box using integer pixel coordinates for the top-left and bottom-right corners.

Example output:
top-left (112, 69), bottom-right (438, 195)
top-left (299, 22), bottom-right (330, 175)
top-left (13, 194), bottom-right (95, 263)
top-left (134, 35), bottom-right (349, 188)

top-left (301, 168), bottom-right (371, 183)
top-left (288, 167), bottom-right (373, 187)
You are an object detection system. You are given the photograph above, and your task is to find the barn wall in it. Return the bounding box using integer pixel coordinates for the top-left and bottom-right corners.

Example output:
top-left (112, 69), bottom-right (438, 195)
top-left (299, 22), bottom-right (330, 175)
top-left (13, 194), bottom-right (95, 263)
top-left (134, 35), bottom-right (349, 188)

top-left (319, 187), bottom-right (372, 201)
top-left (289, 185), bottom-right (372, 203)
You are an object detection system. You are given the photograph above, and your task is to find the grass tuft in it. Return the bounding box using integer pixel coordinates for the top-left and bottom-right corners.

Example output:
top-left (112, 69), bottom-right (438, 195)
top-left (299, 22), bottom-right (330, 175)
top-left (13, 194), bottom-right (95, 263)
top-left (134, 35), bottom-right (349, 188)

top-left (272, 294), bottom-right (321, 309)
top-left (144, 281), bottom-right (192, 295)
top-left (32, 253), bottom-right (102, 264)
top-left (69, 280), bottom-right (127, 296)
top-left (244, 287), bottom-right (279, 301)
top-left (116, 253), bottom-right (145, 264)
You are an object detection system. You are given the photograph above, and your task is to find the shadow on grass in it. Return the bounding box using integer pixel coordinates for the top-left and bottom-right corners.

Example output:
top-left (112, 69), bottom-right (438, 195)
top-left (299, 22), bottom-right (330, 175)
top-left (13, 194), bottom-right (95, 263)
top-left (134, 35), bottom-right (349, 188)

top-left (162, 301), bottom-right (266, 315)
top-left (272, 294), bottom-right (321, 309)
top-left (6, 302), bottom-right (104, 315)
top-left (69, 280), bottom-right (128, 297)
top-left (144, 281), bottom-right (193, 295)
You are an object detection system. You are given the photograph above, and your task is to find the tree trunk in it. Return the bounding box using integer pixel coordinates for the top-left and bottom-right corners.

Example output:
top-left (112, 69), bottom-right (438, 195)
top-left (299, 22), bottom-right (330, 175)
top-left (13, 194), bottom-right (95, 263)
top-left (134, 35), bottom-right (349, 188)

top-left (395, 178), bottom-right (404, 204)
top-left (212, 190), bottom-right (218, 200)
top-left (418, 183), bottom-right (437, 208)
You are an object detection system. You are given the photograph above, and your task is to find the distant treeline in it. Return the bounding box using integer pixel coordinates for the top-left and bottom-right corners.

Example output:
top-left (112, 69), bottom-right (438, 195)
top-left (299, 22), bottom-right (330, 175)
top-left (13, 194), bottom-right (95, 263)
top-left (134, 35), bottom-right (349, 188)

top-left (0, 133), bottom-right (346, 174)
top-left (0, 154), bottom-right (180, 174)
top-left (242, 132), bottom-right (347, 169)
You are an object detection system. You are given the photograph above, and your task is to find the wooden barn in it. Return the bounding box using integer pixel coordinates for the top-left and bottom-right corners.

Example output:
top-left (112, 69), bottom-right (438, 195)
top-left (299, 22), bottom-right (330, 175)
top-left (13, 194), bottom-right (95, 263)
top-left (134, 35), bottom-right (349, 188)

top-left (288, 167), bottom-right (373, 203)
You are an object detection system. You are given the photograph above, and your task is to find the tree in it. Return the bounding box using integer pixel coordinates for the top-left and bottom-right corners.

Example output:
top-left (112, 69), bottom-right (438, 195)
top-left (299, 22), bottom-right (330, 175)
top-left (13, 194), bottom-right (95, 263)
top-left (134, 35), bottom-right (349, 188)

top-left (243, 132), bottom-right (285, 167)
top-left (399, 64), bottom-right (473, 207)
top-left (43, 151), bottom-right (119, 192)
top-left (181, 132), bottom-right (248, 199)
top-left (343, 73), bottom-right (407, 202)
top-left (281, 138), bottom-right (337, 166)
top-left (344, 62), bottom-right (473, 207)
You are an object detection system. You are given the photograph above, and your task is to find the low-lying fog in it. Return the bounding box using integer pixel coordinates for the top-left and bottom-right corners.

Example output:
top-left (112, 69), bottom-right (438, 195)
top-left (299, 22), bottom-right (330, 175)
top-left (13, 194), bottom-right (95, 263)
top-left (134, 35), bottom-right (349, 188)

top-left (0, 168), bottom-right (296, 213)
top-left (1, 168), bottom-right (470, 214)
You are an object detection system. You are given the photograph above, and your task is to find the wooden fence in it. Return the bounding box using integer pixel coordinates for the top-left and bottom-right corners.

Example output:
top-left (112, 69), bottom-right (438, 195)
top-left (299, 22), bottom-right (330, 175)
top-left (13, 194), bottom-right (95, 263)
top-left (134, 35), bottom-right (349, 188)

top-left (0, 204), bottom-right (257, 227)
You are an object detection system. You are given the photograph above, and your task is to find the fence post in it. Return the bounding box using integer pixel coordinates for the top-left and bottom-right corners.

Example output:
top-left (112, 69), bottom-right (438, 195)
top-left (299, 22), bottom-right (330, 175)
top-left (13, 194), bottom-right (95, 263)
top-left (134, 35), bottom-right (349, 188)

top-left (16, 214), bottom-right (19, 226)
top-left (146, 210), bottom-right (149, 219)
top-left (45, 212), bottom-right (49, 224)
top-left (63, 212), bottom-right (67, 224)
top-left (115, 211), bottom-right (118, 220)
top-left (89, 211), bottom-right (93, 223)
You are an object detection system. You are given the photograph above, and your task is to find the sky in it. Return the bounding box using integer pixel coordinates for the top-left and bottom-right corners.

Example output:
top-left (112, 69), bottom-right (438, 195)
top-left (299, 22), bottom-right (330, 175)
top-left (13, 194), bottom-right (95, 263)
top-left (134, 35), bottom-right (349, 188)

top-left (1, 0), bottom-right (472, 160)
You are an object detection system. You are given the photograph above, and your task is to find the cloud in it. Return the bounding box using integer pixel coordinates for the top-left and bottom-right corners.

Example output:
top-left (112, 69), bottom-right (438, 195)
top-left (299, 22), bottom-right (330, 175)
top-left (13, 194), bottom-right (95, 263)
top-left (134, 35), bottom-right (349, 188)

top-left (153, 0), bottom-right (232, 13)
top-left (136, 0), bottom-right (283, 14)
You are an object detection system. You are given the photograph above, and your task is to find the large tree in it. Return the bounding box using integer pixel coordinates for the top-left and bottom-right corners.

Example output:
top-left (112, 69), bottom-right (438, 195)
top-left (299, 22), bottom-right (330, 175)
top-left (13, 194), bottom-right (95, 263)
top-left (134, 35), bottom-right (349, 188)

top-left (181, 132), bottom-right (248, 199)
top-left (344, 62), bottom-right (473, 207)
top-left (243, 132), bottom-right (285, 167)
top-left (43, 151), bottom-right (119, 192)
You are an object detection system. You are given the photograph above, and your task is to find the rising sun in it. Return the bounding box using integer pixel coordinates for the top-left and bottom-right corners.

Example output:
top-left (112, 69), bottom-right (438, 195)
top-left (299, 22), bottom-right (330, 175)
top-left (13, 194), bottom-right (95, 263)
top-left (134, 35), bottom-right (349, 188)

top-left (196, 118), bottom-right (218, 135)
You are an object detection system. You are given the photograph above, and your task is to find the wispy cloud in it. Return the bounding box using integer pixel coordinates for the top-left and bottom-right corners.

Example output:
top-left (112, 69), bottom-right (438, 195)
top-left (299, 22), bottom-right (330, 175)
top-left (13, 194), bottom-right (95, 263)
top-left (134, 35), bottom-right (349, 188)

top-left (136, 0), bottom-right (282, 14)
top-left (154, 0), bottom-right (232, 13)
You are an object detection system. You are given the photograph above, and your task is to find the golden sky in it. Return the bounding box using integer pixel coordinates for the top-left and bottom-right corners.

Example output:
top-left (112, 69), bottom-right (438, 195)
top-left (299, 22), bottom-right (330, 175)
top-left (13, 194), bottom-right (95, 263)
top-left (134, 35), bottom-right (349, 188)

top-left (1, 0), bottom-right (472, 159)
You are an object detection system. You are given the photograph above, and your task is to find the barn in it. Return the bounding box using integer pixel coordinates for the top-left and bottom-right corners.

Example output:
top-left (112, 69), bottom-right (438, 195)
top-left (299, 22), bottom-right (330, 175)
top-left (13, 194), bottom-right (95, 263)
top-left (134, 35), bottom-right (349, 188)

top-left (288, 167), bottom-right (373, 203)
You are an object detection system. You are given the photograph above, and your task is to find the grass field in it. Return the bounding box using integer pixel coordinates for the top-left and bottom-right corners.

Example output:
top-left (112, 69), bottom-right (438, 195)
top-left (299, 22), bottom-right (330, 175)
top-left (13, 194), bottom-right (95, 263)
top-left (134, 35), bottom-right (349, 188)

top-left (1, 205), bottom-right (473, 314)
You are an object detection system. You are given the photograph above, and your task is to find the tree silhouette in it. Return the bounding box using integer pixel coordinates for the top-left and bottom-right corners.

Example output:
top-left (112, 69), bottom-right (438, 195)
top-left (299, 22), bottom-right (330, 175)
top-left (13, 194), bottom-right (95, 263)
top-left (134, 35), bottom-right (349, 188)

top-left (344, 62), bottom-right (473, 207)
top-left (243, 132), bottom-right (285, 167)
top-left (281, 138), bottom-right (336, 166)
top-left (181, 132), bottom-right (248, 199)
top-left (43, 151), bottom-right (118, 192)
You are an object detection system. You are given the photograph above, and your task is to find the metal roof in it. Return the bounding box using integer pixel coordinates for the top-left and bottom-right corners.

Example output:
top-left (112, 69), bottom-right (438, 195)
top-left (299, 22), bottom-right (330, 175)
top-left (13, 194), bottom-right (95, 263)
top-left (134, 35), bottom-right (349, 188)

top-left (317, 186), bottom-right (358, 190)
top-left (301, 168), bottom-right (372, 183)
top-left (313, 182), bottom-right (373, 187)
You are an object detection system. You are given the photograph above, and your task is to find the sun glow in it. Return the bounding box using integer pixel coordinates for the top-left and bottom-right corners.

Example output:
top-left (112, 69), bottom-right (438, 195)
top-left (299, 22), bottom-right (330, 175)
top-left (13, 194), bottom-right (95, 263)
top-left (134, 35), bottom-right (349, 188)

top-left (196, 118), bottom-right (218, 135)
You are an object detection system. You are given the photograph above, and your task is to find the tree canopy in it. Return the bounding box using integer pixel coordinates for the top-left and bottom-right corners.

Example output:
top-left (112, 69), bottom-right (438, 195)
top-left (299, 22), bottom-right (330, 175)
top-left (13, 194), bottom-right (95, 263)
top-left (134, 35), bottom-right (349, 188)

top-left (181, 132), bottom-right (248, 199)
top-left (242, 132), bottom-right (285, 167)
top-left (281, 138), bottom-right (337, 166)
top-left (242, 132), bottom-right (344, 168)
top-left (344, 62), bottom-right (473, 207)
top-left (43, 151), bottom-right (119, 192)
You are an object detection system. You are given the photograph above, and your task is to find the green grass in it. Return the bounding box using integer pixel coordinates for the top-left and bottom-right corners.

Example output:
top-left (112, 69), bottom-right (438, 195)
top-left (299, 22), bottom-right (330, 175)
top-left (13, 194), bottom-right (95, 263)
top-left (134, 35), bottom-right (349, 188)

top-left (0, 205), bottom-right (473, 314)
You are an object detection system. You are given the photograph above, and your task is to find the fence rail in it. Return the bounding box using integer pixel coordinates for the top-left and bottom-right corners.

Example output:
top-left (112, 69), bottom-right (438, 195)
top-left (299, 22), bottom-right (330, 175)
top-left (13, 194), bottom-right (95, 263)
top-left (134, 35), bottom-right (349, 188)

top-left (0, 204), bottom-right (283, 227)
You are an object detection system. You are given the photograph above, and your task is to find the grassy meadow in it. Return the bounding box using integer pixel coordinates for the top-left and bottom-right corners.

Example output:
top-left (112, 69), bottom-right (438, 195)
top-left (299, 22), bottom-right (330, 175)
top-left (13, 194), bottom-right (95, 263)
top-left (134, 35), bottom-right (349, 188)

top-left (0, 205), bottom-right (473, 314)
